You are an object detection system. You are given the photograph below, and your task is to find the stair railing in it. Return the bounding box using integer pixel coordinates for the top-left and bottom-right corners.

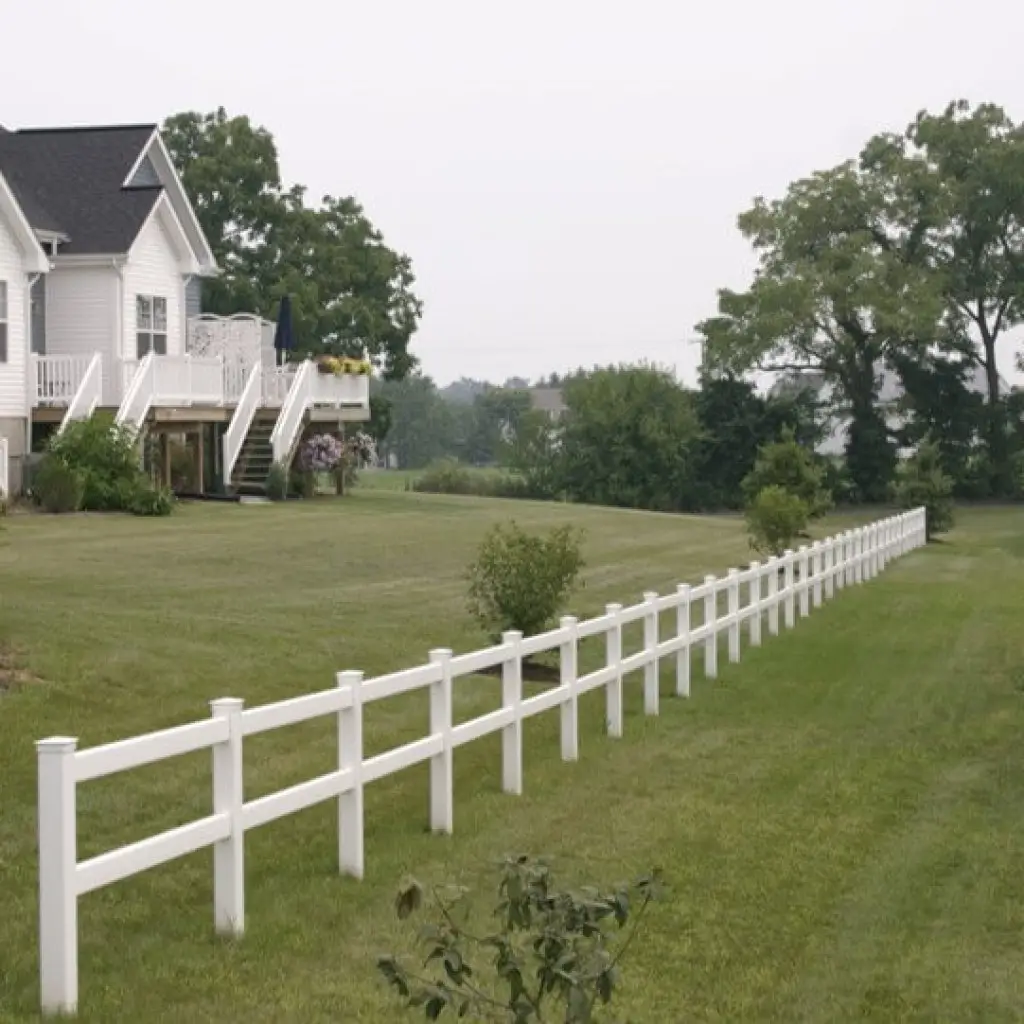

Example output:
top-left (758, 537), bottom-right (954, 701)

top-left (115, 353), bottom-right (156, 430)
top-left (57, 353), bottom-right (103, 434)
top-left (222, 363), bottom-right (263, 483)
top-left (269, 359), bottom-right (315, 466)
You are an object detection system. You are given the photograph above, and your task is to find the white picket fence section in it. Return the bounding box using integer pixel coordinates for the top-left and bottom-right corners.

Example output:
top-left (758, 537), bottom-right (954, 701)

top-left (36, 507), bottom-right (927, 1016)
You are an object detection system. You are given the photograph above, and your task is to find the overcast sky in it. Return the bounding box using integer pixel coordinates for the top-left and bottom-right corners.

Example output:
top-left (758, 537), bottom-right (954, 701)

top-left (5, 0), bottom-right (1024, 386)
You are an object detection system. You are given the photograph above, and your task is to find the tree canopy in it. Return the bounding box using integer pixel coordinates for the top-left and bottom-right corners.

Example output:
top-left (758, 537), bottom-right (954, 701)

top-left (699, 98), bottom-right (1024, 500)
top-left (163, 108), bottom-right (422, 379)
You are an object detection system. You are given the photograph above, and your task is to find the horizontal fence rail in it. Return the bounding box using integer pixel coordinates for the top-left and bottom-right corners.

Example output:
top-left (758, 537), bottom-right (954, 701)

top-left (35, 508), bottom-right (927, 1015)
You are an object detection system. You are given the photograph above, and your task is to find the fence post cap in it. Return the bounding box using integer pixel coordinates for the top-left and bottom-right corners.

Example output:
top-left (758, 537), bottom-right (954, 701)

top-left (727, 567), bottom-right (739, 577)
top-left (36, 736), bottom-right (77, 754)
top-left (559, 614), bottom-right (579, 628)
top-left (210, 697), bottom-right (245, 714)
top-left (501, 629), bottom-right (523, 643)
top-left (605, 601), bottom-right (623, 614)
top-left (750, 559), bottom-right (760, 569)
top-left (642, 590), bottom-right (658, 601)
top-left (703, 573), bottom-right (716, 583)
top-left (336, 669), bottom-right (364, 685)
top-left (428, 648), bottom-right (453, 662)
top-left (676, 582), bottom-right (691, 594)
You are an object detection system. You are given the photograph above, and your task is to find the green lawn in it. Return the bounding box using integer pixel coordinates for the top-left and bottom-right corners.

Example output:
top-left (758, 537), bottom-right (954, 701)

top-left (1, 496), bottom-right (1023, 1022)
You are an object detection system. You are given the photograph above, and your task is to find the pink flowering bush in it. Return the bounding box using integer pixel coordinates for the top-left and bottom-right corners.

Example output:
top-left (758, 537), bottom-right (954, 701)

top-left (299, 434), bottom-right (344, 473)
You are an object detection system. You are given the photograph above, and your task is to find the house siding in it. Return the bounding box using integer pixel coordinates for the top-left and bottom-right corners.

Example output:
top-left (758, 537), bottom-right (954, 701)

top-left (123, 211), bottom-right (183, 360)
top-left (30, 275), bottom-right (45, 353)
top-left (45, 265), bottom-right (119, 403)
top-left (0, 204), bottom-right (28, 421)
top-left (185, 275), bottom-right (202, 320)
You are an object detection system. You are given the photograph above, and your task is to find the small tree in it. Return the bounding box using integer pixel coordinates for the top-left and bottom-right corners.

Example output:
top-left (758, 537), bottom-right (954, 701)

top-left (378, 855), bottom-right (663, 1023)
top-left (742, 428), bottom-right (832, 519)
top-left (745, 485), bottom-right (810, 558)
top-left (890, 439), bottom-right (954, 541)
top-left (467, 522), bottom-right (584, 640)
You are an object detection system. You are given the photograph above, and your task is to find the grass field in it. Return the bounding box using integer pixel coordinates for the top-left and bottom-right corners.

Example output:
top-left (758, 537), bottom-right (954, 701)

top-left (1, 494), bottom-right (1023, 1022)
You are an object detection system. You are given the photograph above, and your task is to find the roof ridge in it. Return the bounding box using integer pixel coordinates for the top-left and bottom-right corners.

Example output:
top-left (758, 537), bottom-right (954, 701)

top-left (14, 124), bottom-right (157, 135)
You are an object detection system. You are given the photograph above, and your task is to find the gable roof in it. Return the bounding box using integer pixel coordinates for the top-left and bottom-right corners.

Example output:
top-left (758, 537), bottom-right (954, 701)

top-left (0, 125), bottom-right (164, 254)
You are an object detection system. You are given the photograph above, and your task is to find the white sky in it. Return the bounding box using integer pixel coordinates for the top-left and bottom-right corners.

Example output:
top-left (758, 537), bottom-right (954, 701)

top-left (4, 0), bottom-right (1024, 386)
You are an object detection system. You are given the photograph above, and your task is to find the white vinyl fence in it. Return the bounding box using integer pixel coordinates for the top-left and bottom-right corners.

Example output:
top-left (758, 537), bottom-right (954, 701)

top-left (36, 507), bottom-right (927, 1015)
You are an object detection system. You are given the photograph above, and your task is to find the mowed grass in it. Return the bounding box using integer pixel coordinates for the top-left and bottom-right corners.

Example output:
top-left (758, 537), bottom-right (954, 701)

top-left (1, 495), bottom-right (1023, 1022)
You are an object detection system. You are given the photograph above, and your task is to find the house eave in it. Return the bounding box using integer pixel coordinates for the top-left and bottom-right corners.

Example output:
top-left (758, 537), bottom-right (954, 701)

top-left (51, 253), bottom-right (128, 269)
top-left (0, 172), bottom-right (51, 274)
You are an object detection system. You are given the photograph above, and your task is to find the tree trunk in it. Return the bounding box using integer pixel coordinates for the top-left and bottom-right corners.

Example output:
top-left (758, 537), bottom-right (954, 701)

top-left (980, 326), bottom-right (1010, 495)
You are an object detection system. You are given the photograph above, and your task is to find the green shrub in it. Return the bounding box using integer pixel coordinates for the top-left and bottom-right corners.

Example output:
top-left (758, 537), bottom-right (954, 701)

top-left (890, 439), bottom-right (954, 541)
top-left (47, 415), bottom-right (141, 512)
top-left (742, 428), bottom-right (832, 518)
top-left (467, 521), bottom-right (584, 639)
top-left (379, 856), bottom-right (662, 1024)
top-left (413, 458), bottom-right (476, 495)
top-left (33, 456), bottom-right (85, 514)
top-left (265, 462), bottom-right (290, 501)
top-left (745, 484), bottom-right (810, 558)
top-left (128, 484), bottom-right (175, 517)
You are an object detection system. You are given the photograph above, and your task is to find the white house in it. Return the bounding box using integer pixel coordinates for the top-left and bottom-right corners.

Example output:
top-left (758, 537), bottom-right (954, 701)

top-left (0, 123), bottom-right (369, 496)
top-left (769, 363), bottom-right (1007, 458)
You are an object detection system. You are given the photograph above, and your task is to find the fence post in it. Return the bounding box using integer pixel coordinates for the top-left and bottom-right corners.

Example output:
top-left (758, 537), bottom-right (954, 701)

top-left (749, 563), bottom-right (762, 647)
top-left (37, 736), bottom-right (78, 1017)
top-left (898, 515), bottom-right (906, 556)
top-left (783, 550), bottom-right (795, 628)
top-left (703, 574), bottom-right (718, 679)
top-left (856, 528), bottom-right (866, 584)
top-left (811, 542), bottom-right (823, 607)
top-left (605, 603), bottom-right (624, 736)
top-left (210, 697), bottom-right (245, 936)
top-left (767, 557), bottom-right (779, 636)
top-left (642, 592), bottom-right (660, 715)
top-left (428, 648), bottom-right (454, 834)
top-left (824, 538), bottom-right (835, 600)
top-left (726, 570), bottom-right (741, 663)
top-left (675, 585), bottom-right (691, 696)
top-left (560, 616), bottom-right (579, 760)
top-left (501, 631), bottom-right (523, 795)
top-left (798, 546), bottom-right (810, 618)
top-left (337, 670), bottom-right (364, 877)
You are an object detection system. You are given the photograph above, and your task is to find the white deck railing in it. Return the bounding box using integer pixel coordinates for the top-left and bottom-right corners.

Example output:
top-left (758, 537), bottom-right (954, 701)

top-left (222, 364), bottom-right (263, 482)
top-left (270, 359), bottom-right (315, 464)
top-left (262, 365), bottom-right (295, 406)
top-left (35, 507), bottom-right (927, 1016)
top-left (311, 371), bottom-right (370, 407)
top-left (32, 355), bottom-right (91, 406)
top-left (57, 354), bottom-right (103, 434)
top-left (116, 355), bottom-right (229, 430)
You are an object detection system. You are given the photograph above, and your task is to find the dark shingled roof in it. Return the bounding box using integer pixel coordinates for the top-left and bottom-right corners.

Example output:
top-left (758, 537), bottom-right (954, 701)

top-left (0, 125), bottom-right (162, 253)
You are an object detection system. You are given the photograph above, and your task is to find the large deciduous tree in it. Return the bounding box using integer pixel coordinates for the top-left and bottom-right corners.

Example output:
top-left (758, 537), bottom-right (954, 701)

top-left (698, 163), bottom-right (944, 502)
top-left (861, 101), bottom-right (1024, 493)
top-left (162, 108), bottom-right (422, 379)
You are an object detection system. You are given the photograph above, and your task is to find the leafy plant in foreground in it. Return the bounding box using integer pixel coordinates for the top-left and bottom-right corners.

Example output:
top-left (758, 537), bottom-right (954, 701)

top-left (745, 485), bottom-right (810, 558)
top-left (378, 855), bottom-right (663, 1023)
top-left (467, 522), bottom-right (584, 640)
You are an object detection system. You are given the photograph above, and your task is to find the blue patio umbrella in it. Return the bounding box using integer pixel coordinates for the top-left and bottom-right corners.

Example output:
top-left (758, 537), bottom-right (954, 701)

top-left (273, 295), bottom-right (296, 366)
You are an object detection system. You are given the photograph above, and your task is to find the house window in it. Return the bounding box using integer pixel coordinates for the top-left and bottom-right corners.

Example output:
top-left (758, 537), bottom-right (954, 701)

top-left (136, 295), bottom-right (168, 357)
top-left (0, 281), bottom-right (7, 363)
